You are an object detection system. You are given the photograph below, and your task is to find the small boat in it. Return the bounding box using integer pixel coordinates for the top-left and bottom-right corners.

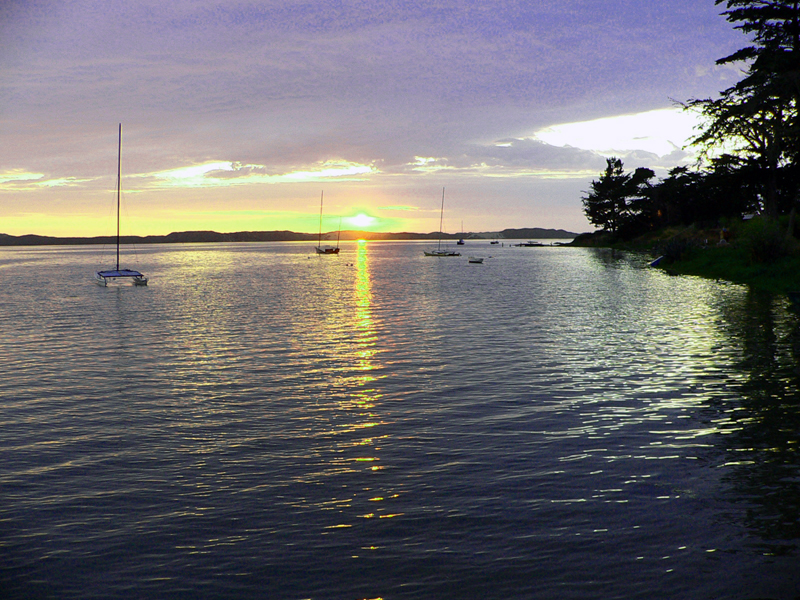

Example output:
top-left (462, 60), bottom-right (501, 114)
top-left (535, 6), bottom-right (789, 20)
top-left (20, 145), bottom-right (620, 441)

top-left (315, 191), bottom-right (340, 255)
top-left (513, 241), bottom-right (544, 247)
top-left (95, 124), bottom-right (148, 286)
top-left (424, 187), bottom-right (461, 257)
top-left (468, 256), bottom-right (484, 264)
top-left (649, 256), bottom-right (665, 267)
top-left (490, 240), bottom-right (500, 245)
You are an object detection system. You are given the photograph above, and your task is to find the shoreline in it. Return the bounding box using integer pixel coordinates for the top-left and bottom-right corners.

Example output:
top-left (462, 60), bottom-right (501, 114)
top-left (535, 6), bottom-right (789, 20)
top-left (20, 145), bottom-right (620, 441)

top-left (569, 229), bottom-right (800, 296)
top-left (0, 227), bottom-right (578, 247)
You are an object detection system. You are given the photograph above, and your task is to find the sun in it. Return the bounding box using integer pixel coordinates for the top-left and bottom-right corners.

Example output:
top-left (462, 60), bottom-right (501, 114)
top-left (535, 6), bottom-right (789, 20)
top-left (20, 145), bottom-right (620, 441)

top-left (349, 213), bottom-right (376, 228)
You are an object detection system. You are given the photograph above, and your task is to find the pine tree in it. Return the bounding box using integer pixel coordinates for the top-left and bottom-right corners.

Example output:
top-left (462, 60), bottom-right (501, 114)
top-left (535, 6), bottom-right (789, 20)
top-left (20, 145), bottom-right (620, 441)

top-left (582, 158), bottom-right (654, 234)
top-left (688, 1), bottom-right (800, 217)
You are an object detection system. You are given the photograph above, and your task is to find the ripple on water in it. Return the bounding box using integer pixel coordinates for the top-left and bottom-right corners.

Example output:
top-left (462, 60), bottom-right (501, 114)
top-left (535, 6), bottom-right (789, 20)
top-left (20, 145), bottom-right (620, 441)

top-left (1, 242), bottom-right (799, 600)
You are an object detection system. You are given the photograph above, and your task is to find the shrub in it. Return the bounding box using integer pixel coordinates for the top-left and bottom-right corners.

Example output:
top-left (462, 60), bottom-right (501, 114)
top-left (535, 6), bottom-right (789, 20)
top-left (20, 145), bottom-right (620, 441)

top-left (656, 237), bottom-right (699, 263)
top-left (739, 217), bottom-right (791, 263)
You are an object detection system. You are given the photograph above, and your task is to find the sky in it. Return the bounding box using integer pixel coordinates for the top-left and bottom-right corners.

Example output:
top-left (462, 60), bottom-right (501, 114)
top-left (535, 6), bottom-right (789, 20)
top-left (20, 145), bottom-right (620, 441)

top-left (0, 0), bottom-right (747, 237)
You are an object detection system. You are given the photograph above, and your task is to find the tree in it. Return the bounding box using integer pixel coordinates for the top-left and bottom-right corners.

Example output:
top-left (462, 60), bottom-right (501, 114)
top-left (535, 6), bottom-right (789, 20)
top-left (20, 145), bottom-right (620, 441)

top-left (582, 158), bottom-right (654, 235)
top-left (687, 0), bottom-right (800, 217)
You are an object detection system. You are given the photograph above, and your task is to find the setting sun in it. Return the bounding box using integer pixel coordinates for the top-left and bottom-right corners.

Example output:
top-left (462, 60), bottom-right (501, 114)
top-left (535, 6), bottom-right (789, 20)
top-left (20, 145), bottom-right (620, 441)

top-left (348, 213), bottom-right (377, 228)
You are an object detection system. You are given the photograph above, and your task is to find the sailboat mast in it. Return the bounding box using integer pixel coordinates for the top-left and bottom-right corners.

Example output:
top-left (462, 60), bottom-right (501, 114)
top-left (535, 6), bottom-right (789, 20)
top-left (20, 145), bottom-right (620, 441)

top-left (318, 191), bottom-right (324, 248)
top-left (438, 187), bottom-right (445, 251)
top-left (116, 123), bottom-right (121, 271)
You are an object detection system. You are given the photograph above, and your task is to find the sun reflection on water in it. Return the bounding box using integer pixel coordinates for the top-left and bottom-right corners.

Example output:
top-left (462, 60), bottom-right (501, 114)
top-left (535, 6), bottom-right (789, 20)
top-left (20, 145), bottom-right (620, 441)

top-left (344, 241), bottom-right (385, 471)
top-left (316, 240), bottom-right (403, 541)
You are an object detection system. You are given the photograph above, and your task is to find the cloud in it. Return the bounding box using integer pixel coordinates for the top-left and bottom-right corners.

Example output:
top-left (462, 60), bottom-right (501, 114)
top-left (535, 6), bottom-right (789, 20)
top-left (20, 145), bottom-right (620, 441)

top-left (0, 170), bottom-right (45, 185)
top-left (138, 160), bottom-right (376, 188)
top-left (533, 108), bottom-right (701, 156)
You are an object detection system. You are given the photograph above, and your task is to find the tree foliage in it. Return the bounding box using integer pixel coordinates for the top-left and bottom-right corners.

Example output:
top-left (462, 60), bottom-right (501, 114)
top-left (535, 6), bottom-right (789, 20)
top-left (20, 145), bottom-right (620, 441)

top-left (688, 0), bottom-right (800, 217)
top-left (582, 158), bottom-right (654, 235)
top-left (582, 1), bottom-right (800, 237)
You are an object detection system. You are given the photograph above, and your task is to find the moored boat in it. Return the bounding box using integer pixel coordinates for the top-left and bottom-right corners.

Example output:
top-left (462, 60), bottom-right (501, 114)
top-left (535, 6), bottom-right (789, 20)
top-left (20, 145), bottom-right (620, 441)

top-left (424, 188), bottom-right (461, 257)
top-left (95, 124), bottom-right (148, 286)
top-left (315, 192), bottom-right (340, 255)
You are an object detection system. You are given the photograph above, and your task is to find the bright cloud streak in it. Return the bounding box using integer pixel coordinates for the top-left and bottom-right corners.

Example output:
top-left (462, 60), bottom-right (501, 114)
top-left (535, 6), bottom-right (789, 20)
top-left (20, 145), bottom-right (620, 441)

top-left (533, 108), bottom-right (703, 157)
top-left (150, 162), bottom-right (235, 185)
top-left (0, 170), bottom-right (44, 184)
top-left (145, 162), bottom-right (376, 188)
top-left (286, 164), bottom-right (374, 182)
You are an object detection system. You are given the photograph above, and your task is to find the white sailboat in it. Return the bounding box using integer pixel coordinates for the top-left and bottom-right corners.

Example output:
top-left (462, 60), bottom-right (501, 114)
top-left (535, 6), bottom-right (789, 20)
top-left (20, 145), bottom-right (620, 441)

top-left (424, 187), bottom-right (461, 257)
top-left (315, 191), bottom-right (340, 255)
top-left (95, 124), bottom-right (148, 286)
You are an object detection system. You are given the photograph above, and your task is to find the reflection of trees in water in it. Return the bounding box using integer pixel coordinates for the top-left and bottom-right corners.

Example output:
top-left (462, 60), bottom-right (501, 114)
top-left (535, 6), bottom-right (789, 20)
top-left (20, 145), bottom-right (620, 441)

top-left (715, 290), bottom-right (800, 554)
top-left (586, 248), bottom-right (637, 267)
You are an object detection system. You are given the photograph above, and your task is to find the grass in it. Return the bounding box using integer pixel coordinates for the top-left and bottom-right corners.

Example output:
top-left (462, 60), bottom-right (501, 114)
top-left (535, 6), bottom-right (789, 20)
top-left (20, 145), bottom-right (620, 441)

top-left (572, 219), bottom-right (800, 295)
top-left (659, 244), bottom-right (800, 294)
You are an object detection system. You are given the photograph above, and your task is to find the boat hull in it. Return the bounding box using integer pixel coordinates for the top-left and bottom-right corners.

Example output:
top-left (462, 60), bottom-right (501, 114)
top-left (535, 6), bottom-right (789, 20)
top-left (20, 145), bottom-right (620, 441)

top-left (95, 270), bottom-right (148, 286)
top-left (315, 246), bottom-right (340, 254)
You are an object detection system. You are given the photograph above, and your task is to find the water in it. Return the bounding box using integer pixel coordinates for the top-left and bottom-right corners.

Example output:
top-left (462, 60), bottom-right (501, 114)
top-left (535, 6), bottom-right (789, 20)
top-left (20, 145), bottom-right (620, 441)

top-left (1, 241), bottom-right (799, 600)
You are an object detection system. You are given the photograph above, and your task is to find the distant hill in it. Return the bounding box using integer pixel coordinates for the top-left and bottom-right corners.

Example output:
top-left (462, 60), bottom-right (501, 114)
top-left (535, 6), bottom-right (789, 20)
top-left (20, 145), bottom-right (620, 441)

top-left (497, 228), bottom-right (576, 239)
top-left (0, 228), bottom-right (578, 246)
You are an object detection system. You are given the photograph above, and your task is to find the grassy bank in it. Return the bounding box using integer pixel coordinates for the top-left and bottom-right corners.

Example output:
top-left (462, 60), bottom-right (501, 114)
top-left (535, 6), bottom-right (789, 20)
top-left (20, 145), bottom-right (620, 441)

top-left (572, 219), bottom-right (800, 295)
top-left (658, 244), bottom-right (800, 294)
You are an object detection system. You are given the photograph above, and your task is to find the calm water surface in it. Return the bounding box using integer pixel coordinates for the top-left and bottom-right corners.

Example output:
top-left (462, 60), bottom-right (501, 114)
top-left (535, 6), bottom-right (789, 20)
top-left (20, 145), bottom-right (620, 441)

top-left (1, 241), bottom-right (799, 599)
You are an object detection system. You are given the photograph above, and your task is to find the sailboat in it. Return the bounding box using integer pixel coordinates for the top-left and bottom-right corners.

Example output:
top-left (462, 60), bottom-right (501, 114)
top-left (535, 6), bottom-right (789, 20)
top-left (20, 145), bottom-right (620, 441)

top-left (315, 191), bottom-right (340, 255)
top-left (424, 187), bottom-right (460, 257)
top-left (95, 124), bottom-right (148, 286)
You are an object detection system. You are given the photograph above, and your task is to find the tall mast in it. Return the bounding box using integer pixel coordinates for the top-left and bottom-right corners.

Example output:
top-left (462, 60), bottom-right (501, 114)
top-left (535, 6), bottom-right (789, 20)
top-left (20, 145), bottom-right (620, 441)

top-left (318, 191), bottom-right (324, 248)
top-left (438, 187), bottom-right (445, 251)
top-left (116, 123), bottom-right (121, 271)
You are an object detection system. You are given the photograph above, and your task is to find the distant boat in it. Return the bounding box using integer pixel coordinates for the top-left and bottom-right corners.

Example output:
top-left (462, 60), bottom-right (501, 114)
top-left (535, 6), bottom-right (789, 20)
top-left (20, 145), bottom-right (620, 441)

top-left (315, 191), bottom-right (340, 255)
top-left (513, 241), bottom-right (544, 247)
top-left (95, 124), bottom-right (148, 287)
top-left (424, 187), bottom-right (461, 257)
top-left (468, 256), bottom-right (484, 264)
top-left (457, 220), bottom-right (465, 244)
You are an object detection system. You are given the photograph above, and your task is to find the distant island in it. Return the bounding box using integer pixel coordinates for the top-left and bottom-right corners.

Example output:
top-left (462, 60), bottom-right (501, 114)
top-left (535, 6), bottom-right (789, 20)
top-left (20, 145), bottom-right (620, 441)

top-left (0, 227), bottom-right (578, 247)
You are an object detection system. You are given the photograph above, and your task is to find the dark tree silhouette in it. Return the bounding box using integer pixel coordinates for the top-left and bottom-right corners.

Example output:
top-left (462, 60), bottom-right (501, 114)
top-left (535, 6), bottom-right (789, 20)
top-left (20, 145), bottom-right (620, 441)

top-left (687, 0), bottom-right (800, 218)
top-left (582, 158), bottom-right (654, 235)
